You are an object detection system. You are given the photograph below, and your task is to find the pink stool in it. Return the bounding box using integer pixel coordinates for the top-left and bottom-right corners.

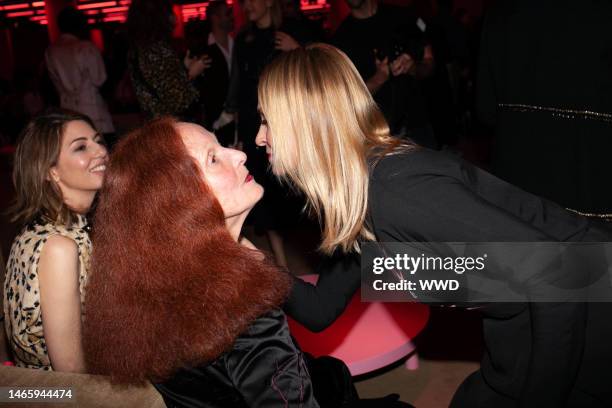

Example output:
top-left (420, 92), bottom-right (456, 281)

top-left (288, 274), bottom-right (430, 376)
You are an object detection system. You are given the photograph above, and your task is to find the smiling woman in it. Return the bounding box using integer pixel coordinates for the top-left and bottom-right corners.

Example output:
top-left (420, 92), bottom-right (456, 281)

top-left (3, 109), bottom-right (108, 373)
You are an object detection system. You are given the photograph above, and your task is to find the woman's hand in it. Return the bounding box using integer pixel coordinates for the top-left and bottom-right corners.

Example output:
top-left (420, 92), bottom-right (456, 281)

top-left (390, 53), bottom-right (415, 76)
top-left (184, 50), bottom-right (212, 80)
top-left (275, 32), bottom-right (300, 52)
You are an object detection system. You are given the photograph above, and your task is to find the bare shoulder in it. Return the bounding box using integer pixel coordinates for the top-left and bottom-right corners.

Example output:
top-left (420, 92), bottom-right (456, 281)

top-left (42, 234), bottom-right (78, 256)
top-left (39, 235), bottom-right (79, 276)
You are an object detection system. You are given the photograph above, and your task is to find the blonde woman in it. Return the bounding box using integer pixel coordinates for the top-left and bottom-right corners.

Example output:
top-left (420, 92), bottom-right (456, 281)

top-left (255, 44), bottom-right (612, 407)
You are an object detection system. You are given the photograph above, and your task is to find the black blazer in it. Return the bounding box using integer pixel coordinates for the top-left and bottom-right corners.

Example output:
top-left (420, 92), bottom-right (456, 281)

top-left (286, 148), bottom-right (612, 407)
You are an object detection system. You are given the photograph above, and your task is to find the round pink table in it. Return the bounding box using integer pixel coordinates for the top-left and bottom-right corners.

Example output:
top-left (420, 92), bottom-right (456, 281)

top-left (287, 275), bottom-right (430, 376)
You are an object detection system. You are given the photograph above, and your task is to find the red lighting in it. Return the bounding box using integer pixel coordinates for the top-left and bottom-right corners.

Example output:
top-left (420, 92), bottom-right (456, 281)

top-left (101, 6), bottom-right (128, 13)
top-left (3, 3), bottom-right (29, 10)
top-left (102, 15), bottom-right (126, 22)
top-left (302, 3), bottom-right (329, 10)
top-left (77, 1), bottom-right (117, 10)
top-left (0, 0), bottom-right (328, 29)
top-left (7, 10), bottom-right (34, 17)
top-left (0, 4), bottom-right (28, 10)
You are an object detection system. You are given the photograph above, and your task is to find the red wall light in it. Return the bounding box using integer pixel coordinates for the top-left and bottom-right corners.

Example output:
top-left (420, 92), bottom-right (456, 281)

top-left (7, 10), bottom-right (34, 17)
top-left (3, 3), bottom-right (29, 10)
top-left (77, 2), bottom-right (117, 10)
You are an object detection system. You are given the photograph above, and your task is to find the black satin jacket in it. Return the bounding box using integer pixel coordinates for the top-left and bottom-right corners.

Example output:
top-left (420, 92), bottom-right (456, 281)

top-left (155, 310), bottom-right (319, 408)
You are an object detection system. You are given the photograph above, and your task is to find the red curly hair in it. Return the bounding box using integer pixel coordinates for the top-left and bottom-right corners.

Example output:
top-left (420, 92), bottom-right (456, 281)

top-left (83, 117), bottom-right (291, 384)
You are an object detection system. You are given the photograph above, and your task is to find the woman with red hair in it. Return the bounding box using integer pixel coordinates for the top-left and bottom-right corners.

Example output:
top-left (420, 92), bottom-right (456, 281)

top-left (83, 118), bottom-right (319, 407)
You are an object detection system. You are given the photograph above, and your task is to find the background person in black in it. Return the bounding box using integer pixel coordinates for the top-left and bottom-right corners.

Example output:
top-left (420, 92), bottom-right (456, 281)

top-left (223, 0), bottom-right (315, 267)
top-left (188, 1), bottom-right (235, 146)
top-left (477, 0), bottom-right (612, 214)
top-left (256, 44), bottom-right (612, 408)
top-left (332, 0), bottom-right (437, 148)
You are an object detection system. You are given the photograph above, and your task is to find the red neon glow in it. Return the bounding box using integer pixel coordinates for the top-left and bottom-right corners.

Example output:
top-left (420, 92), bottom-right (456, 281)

top-left (101, 6), bottom-right (128, 13)
top-left (0, 0), bottom-right (327, 27)
top-left (102, 15), bottom-right (126, 22)
top-left (90, 28), bottom-right (104, 52)
top-left (3, 3), bottom-right (29, 10)
top-left (77, 2), bottom-right (117, 10)
top-left (302, 3), bottom-right (329, 10)
top-left (7, 10), bottom-right (34, 17)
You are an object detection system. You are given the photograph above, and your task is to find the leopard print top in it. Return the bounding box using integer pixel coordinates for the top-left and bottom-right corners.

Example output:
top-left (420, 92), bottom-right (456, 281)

top-left (3, 215), bottom-right (91, 370)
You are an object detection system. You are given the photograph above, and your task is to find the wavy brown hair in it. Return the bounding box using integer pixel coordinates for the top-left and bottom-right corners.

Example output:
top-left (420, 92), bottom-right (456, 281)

top-left (83, 117), bottom-right (291, 384)
top-left (10, 109), bottom-right (96, 227)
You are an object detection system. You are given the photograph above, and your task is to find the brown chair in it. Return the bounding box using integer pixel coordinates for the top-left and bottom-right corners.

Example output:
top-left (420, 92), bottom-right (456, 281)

top-left (0, 253), bottom-right (165, 408)
top-left (0, 365), bottom-right (166, 408)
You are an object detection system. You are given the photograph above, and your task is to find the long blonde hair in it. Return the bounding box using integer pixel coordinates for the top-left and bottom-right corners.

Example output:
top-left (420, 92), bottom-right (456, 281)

top-left (258, 44), bottom-right (412, 254)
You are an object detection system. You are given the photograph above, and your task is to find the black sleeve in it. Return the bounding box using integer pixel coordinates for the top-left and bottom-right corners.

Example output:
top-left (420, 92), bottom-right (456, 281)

top-left (371, 165), bottom-right (590, 406)
top-left (284, 254), bottom-right (360, 332)
top-left (224, 310), bottom-right (319, 407)
top-left (224, 40), bottom-right (240, 113)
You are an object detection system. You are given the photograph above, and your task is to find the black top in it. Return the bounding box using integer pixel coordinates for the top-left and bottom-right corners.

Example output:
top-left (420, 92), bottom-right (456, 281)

top-left (227, 21), bottom-right (315, 149)
top-left (155, 310), bottom-right (319, 408)
top-left (194, 42), bottom-right (230, 130)
top-left (286, 148), bottom-right (612, 407)
top-left (332, 5), bottom-right (430, 132)
top-left (477, 0), bottom-right (612, 212)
